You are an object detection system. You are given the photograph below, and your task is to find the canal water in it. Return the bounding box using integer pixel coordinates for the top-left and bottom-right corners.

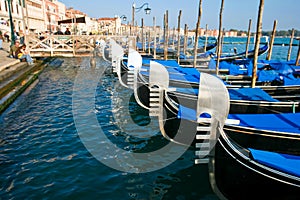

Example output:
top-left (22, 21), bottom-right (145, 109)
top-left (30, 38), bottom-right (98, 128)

top-left (0, 39), bottom-right (298, 199)
top-left (0, 57), bottom-right (217, 199)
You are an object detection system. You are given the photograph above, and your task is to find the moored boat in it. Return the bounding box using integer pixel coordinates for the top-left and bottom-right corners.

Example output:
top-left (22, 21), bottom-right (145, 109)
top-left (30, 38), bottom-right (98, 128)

top-left (209, 125), bottom-right (300, 200)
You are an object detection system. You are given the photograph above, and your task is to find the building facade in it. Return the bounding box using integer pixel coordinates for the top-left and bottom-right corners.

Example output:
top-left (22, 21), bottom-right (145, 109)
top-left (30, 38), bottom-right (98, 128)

top-left (44, 0), bottom-right (59, 33)
top-left (0, 0), bottom-right (25, 33)
top-left (25, 0), bottom-right (45, 33)
top-left (0, 1), bottom-right (239, 38)
top-left (98, 17), bottom-right (120, 35)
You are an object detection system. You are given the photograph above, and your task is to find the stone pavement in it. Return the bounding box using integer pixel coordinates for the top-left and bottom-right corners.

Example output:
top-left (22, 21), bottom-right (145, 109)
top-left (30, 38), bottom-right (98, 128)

top-left (0, 41), bottom-right (44, 113)
top-left (0, 41), bottom-right (20, 73)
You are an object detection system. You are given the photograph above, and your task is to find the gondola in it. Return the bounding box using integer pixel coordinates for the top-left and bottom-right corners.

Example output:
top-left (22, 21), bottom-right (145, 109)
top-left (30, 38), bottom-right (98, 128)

top-left (209, 120), bottom-right (300, 200)
top-left (149, 43), bottom-right (218, 61)
top-left (124, 57), bottom-right (299, 139)
top-left (179, 41), bottom-right (268, 67)
top-left (120, 52), bottom-right (300, 114)
top-left (117, 45), bottom-right (300, 99)
top-left (153, 81), bottom-right (300, 147)
top-left (110, 39), bottom-right (300, 116)
top-left (216, 41), bottom-right (269, 62)
top-left (214, 58), bottom-right (300, 86)
top-left (146, 63), bottom-right (300, 199)
top-left (179, 41), bottom-right (269, 66)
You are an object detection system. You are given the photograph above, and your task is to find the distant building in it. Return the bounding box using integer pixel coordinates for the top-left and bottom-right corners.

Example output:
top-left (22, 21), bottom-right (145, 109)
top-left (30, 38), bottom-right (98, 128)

top-left (56, 1), bottom-right (66, 22)
top-left (63, 7), bottom-right (86, 34)
top-left (98, 17), bottom-right (117, 35)
top-left (0, 0), bottom-right (25, 33)
top-left (240, 32), bottom-right (247, 37)
top-left (0, 0), bottom-right (242, 38)
top-left (44, 0), bottom-right (60, 34)
top-left (225, 30), bottom-right (238, 37)
top-left (25, 0), bottom-right (46, 33)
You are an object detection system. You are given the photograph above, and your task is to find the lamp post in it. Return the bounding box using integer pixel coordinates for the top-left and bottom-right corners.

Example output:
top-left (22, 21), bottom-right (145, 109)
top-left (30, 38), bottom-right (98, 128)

top-left (47, 13), bottom-right (52, 34)
top-left (115, 15), bottom-right (127, 35)
top-left (6, 0), bottom-right (15, 45)
top-left (119, 15), bottom-right (127, 35)
top-left (131, 2), bottom-right (151, 36)
top-left (120, 15), bottom-right (127, 22)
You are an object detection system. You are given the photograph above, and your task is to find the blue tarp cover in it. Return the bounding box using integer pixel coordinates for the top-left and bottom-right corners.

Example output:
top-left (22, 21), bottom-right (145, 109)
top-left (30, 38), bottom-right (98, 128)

top-left (139, 58), bottom-right (201, 84)
top-left (228, 113), bottom-right (300, 133)
top-left (178, 105), bottom-right (300, 133)
top-left (178, 105), bottom-right (197, 121)
top-left (168, 73), bottom-right (199, 83)
top-left (142, 59), bottom-right (181, 68)
top-left (255, 61), bottom-right (300, 85)
top-left (257, 70), bottom-right (279, 82)
top-left (283, 73), bottom-right (300, 86)
top-left (249, 148), bottom-right (300, 177)
top-left (208, 59), bottom-right (300, 85)
top-left (228, 88), bottom-right (279, 102)
top-left (211, 60), bottom-right (253, 76)
top-left (140, 70), bottom-right (199, 84)
top-left (172, 87), bottom-right (279, 102)
top-left (173, 88), bottom-right (199, 96)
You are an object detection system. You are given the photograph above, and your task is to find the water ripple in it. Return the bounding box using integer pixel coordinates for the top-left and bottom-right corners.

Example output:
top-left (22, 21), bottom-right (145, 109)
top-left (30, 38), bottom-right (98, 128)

top-left (0, 57), bottom-right (219, 199)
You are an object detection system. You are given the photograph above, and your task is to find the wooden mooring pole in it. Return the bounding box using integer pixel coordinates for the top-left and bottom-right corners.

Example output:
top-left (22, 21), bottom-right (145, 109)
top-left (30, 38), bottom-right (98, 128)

top-left (287, 28), bottom-right (295, 61)
top-left (183, 24), bottom-right (188, 56)
top-left (296, 38), bottom-right (300, 66)
top-left (216, 0), bottom-right (225, 75)
top-left (266, 20), bottom-right (277, 60)
top-left (193, 0), bottom-right (202, 68)
top-left (245, 19), bottom-right (252, 58)
top-left (164, 10), bottom-right (169, 60)
top-left (251, 0), bottom-right (264, 88)
top-left (141, 18), bottom-right (145, 52)
top-left (204, 24), bottom-right (208, 53)
top-left (177, 10), bottom-right (182, 63)
top-left (153, 17), bottom-right (157, 59)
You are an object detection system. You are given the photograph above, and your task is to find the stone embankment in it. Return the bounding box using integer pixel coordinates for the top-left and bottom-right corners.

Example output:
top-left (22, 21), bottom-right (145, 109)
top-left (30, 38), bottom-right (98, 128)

top-left (0, 41), bottom-right (50, 113)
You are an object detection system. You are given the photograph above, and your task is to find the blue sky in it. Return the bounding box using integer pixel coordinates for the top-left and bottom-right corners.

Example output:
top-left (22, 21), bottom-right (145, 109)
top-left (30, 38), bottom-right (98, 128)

top-left (59, 0), bottom-right (299, 31)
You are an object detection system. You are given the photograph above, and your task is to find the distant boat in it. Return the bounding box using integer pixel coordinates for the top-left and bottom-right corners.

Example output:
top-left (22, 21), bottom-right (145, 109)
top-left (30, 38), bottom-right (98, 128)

top-left (215, 58), bottom-right (300, 87)
top-left (179, 42), bottom-right (269, 68)
top-left (215, 41), bottom-right (269, 61)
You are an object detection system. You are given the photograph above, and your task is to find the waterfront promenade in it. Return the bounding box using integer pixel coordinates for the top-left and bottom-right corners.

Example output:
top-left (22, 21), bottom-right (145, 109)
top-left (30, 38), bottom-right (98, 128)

top-left (0, 41), bottom-right (47, 114)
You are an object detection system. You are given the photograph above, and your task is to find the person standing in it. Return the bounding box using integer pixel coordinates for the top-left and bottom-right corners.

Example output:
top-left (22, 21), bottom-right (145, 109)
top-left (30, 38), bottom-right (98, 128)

top-left (19, 30), bottom-right (25, 45)
top-left (25, 26), bottom-right (29, 35)
top-left (4, 31), bottom-right (10, 42)
top-left (64, 28), bottom-right (71, 35)
top-left (13, 29), bottom-right (19, 43)
top-left (0, 30), bottom-right (3, 50)
top-left (54, 28), bottom-right (64, 35)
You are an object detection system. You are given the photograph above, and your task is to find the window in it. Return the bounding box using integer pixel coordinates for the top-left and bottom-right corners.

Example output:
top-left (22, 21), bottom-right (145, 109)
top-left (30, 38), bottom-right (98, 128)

top-left (11, 1), bottom-right (14, 13)
top-left (5, 1), bottom-right (8, 12)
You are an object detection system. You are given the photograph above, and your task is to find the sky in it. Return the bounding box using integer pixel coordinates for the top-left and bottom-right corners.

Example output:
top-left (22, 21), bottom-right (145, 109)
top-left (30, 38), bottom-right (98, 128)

top-left (59, 0), bottom-right (300, 31)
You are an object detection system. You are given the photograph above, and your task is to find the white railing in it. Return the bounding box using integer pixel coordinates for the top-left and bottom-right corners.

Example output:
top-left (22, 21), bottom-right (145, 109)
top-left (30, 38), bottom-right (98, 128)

top-left (26, 34), bottom-right (136, 57)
